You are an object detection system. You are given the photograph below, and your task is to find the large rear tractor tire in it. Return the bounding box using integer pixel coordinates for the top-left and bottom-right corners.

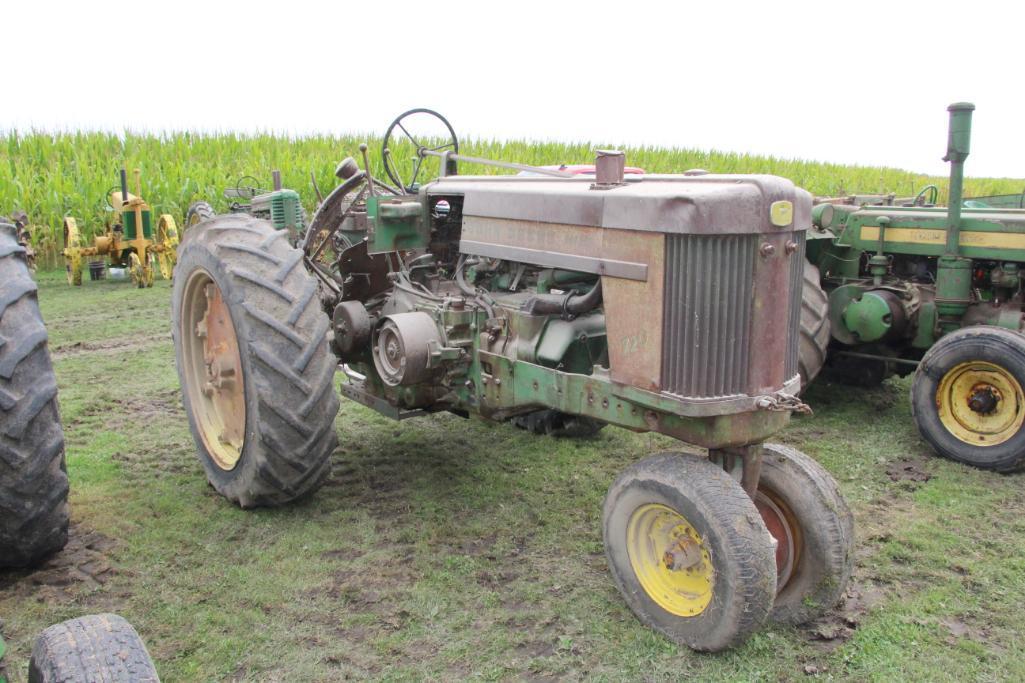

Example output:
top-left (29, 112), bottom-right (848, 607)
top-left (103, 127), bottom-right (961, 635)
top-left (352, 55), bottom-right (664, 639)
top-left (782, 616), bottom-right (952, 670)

top-left (911, 325), bottom-right (1025, 471)
top-left (603, 453), bottom-right (776, 651)
top-left (0, 224), bottom-right (69, 568)
top-left (755, 444), bottom-right (854, 624)
top-left (28, 614), bottom-right (159, 683)
top-left (172, 214), bottom-right (338, 507)
top-left (798, 261), bottom-right (830, 392)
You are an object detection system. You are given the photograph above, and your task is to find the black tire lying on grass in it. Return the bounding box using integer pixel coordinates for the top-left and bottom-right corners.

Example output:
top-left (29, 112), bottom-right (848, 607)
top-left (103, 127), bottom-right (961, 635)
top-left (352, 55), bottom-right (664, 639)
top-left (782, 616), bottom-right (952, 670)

top-left (28, 614), bottom-right (159, 683)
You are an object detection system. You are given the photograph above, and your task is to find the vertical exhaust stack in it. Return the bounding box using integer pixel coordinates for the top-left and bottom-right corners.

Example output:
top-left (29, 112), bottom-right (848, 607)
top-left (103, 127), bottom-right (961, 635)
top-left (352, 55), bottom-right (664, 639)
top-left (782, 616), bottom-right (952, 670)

top-left (944, 102), bottom-right (975, 257)
top-left (936, 102), bottom-right (976, 325)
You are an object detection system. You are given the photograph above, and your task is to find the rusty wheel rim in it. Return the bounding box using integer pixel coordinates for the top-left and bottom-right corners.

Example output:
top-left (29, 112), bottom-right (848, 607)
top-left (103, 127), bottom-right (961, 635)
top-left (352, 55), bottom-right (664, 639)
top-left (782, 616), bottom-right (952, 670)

top-left (180, 269), bottom-right (246, 470)
top-left (755, 488), bottom-right (800, 591)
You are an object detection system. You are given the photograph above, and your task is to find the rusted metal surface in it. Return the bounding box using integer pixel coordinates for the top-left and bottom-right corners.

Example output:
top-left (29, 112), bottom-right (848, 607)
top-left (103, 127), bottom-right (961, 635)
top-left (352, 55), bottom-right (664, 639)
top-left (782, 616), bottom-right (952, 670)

top-left (592, 150), bottom-right (626, 189)
top-left (600, 229), bottom-right (665, 392)
top-left (748, 231), bottom-right (801, 394)
top-left (430, 173), bottom-right (812, 235)
top-left (459, 216), bottom-right (648, 281)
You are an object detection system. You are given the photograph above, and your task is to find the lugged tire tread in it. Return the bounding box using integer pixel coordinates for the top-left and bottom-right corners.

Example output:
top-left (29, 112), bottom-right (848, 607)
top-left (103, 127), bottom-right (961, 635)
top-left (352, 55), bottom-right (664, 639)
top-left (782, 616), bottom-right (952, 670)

top-left (0, 227), bottom-right (69, 568)
top-left (799, 261), bottom-right (831, 390)
top-left (173, 215), bottom-right (338, 507)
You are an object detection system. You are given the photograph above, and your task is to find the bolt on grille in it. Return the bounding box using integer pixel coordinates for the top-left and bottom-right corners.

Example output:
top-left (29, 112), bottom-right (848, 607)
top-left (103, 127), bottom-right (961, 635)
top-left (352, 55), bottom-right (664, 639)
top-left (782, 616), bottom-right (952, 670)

top-left (661, 234), bottom-right (757, 398)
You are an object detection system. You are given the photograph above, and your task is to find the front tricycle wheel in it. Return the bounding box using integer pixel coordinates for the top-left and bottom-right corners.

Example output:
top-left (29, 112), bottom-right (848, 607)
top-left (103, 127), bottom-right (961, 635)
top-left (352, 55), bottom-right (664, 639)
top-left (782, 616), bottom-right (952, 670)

top-left (172, 214), bottom-right (339, 507)
top-left (602, 453), bottom-right (776, 652)
top-left (754, 444), bottom-right (853, 624)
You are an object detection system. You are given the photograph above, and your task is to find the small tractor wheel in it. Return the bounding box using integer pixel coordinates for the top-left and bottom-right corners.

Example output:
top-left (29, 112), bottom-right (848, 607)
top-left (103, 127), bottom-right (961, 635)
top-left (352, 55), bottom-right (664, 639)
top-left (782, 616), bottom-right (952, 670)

top-left (798, 260), bottom-right (830, 391)
top-left (0, 224), bottom-right (69, 568)
top-left (511, 409), bottom-right (605, 438)
top-left (755, 444), bottom-right (854, 624)
top-left (185, 200), bottom-right (215, 230)
top-left (172, 214), bottom-right (338, 507)
top-left (155, 215), bottom-right (179, 280)
top-left (28, 614), bottom-right (158, 683)
top-left (62, 218), bottom-right (83, 286)
top-left (129, 252), bottom-right (147, 288)
top-left (911, 326), bottom-right (1025, 471)
top-left (602, 452), bottom-right (776, 652)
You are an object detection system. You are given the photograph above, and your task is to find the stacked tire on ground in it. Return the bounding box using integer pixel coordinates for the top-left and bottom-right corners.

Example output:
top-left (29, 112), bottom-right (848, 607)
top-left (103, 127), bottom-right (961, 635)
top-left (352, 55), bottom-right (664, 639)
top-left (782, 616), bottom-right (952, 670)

top-left (0, 223), bottom-right (69, 568)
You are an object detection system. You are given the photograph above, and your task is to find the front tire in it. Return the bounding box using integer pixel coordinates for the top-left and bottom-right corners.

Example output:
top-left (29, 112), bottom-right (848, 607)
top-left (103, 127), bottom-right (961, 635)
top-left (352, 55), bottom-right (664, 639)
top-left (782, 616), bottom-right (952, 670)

top-left (603, 453), bottom-right (776, 652)
top-left (172, 215), bottom-right (338, 507)
top-left (912, 326), bottom-right (1025, 471)
top-left (0, 224), bottom-right (69, 567)
top-left (755, 444), bottom-right (854, 624)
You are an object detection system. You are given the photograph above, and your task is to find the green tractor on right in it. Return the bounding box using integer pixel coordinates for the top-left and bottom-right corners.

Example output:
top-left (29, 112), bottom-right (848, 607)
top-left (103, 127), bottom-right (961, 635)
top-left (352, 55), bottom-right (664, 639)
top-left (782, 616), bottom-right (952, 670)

top-left (808, 102), bottom-right (1025, 471)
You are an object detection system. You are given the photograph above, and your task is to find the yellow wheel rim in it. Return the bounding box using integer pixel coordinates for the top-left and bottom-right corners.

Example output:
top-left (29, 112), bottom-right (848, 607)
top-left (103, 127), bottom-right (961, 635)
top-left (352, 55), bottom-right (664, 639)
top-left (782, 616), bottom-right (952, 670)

top-left (937, 361), bottom-right (1025, 446)
top-left (626, 503), bottom-right (713, 617)
top-left (156, 215), bottom-right (179, 280)
top-left (180, 270), bottom-right (246, 470)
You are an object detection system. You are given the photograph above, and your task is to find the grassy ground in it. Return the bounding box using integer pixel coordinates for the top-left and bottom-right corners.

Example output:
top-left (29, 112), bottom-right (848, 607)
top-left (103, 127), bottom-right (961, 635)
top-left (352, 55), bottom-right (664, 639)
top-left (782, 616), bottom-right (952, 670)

top-left (2, 271), bottom-right (1024, 682)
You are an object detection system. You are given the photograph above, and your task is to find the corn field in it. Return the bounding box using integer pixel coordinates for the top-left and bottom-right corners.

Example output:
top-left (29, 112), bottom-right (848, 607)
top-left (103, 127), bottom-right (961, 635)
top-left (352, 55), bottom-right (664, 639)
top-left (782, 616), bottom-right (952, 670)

top-left (3, 130), bottom-right (1023, 267)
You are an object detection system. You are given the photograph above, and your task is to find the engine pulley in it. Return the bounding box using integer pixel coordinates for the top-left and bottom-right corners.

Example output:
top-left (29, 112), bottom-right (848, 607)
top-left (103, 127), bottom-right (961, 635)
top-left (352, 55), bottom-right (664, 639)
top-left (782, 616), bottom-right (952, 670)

top-left (332, 300), bottom-right (372, 360)
top-left (373, 312), bottom-right (442, 386)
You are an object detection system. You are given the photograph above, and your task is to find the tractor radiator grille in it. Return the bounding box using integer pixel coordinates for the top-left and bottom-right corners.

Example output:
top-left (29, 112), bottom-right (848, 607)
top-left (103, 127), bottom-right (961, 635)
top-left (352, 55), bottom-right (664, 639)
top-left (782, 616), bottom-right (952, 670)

top-left (783, 232), bottom-right (806, 383)
top-left (661, 234), bottom-right (756, 398)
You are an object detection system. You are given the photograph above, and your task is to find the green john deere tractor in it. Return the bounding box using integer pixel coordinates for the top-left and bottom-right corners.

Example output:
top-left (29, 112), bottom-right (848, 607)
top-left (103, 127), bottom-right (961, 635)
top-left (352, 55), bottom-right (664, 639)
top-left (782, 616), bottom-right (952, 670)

top-left (185, 170), bottom-right (305, 242)
top-left (806, 102), bottom-right (1025, 471)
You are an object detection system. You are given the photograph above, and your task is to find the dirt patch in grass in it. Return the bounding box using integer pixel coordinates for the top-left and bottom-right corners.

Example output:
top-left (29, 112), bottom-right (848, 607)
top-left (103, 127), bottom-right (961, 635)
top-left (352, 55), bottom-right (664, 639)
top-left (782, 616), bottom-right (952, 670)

top-left (51, 332), bottom-right (170, 360)
top-left (886, 457), bottom-right (932, 483)
top-left (0, 522), bottom-right (119, 605)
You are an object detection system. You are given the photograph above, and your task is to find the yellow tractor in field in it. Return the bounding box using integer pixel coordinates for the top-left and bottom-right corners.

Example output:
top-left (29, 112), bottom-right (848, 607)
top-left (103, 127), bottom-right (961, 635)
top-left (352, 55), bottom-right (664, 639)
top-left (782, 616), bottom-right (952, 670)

top-left (63, 169), bottom-right (179, 287)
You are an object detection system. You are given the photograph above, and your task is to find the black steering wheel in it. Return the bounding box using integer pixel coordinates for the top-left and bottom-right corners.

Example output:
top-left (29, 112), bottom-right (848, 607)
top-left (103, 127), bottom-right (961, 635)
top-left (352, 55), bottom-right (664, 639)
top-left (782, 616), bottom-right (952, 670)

top-left (381, 108), bottom-right (459, 192)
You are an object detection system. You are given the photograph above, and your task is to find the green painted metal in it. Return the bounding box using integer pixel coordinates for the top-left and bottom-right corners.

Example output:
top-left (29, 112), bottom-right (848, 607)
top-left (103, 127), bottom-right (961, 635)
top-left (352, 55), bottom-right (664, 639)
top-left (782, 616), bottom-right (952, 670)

top-left (268, 189), bottom-right (304, 232)
top-left (475, 350), bottom-right (789, 448)
top-left (366, 195), bottom-right (428, 253)
top-left (122, 208), bottom-right (152, 240)
top-left (828, 209), bottom-right (1025, 262)
top-left (944, 103), bottom-right (975, 256)
top-left (935, 256), bottom-right (973, 320)
top-left (912, 301), bottom-right (938, 349)
top-left (0, 633), bottom-right (6, 683)
top-left (843, 291), bottom-right (895, 343)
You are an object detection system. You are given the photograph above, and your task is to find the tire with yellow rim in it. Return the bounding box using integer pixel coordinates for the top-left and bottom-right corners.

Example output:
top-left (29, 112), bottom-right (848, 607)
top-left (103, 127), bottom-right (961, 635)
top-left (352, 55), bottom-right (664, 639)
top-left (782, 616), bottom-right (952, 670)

top-left (172, 214), bottom-right (338, 507)
top-left (912, 325), bottom-right (1025, 472)
top-left (602, 452), bottom-right (776, 652)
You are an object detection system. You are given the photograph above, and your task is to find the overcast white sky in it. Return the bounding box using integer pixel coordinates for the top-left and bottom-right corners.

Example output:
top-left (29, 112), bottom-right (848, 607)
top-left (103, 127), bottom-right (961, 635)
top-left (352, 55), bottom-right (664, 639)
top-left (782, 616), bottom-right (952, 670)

top-left (6, 0), bottom-right (1023, 178)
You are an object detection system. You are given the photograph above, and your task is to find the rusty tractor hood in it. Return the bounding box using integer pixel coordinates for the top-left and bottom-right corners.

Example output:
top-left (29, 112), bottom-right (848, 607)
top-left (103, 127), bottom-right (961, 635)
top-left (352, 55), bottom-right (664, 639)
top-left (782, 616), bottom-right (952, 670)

top-left (425, 174), bottom-right (812, 235)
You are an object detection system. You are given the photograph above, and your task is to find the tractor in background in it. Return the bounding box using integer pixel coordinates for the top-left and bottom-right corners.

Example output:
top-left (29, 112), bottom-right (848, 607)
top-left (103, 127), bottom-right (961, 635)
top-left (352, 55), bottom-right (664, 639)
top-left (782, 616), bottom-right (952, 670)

top-left (62, 169), bottom-right (179, 287)
top-left (185, 170), bottom-right (305, 242)
top-left (806, 103), bottom-right (1025, 471)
